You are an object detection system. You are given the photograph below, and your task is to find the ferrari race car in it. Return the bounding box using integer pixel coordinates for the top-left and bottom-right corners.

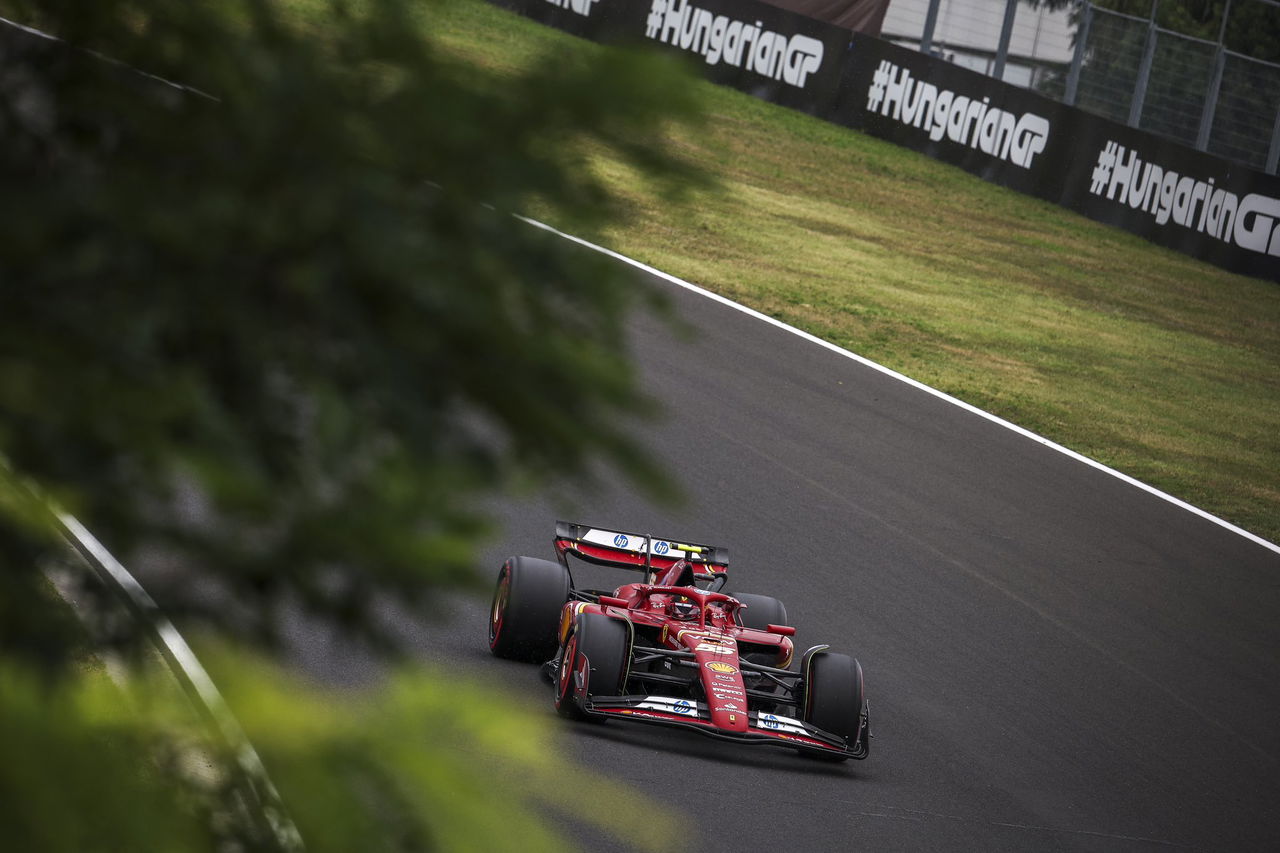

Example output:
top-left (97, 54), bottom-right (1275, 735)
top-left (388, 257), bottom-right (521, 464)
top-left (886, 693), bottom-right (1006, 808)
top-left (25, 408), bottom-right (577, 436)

top-left (488, 522), bottom-right (870, 761)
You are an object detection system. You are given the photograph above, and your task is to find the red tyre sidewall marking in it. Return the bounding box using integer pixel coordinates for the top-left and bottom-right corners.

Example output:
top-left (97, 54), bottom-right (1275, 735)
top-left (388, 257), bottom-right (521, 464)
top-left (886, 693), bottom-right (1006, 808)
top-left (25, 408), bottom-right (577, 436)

top-left (489, 568), bottom-right (510, 650)
top-left (555, 633), bottom-right (578, 709)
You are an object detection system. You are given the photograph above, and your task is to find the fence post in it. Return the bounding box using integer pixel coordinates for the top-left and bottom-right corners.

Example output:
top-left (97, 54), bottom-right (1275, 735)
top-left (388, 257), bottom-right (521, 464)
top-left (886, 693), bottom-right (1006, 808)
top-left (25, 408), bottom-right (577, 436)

top-left (1064, 1), bottom-right (1093, 106)
top-left (1196, 0), bottom-right (1231, 152)
top-left (993, 0), bottom-right (1019, 81)
top-left (921, 0), bottom-right (942, 55)
top-left (1197, 51), bottom-right (1226, 152)
top-left (1129, 0), bottom-right (1160, 128)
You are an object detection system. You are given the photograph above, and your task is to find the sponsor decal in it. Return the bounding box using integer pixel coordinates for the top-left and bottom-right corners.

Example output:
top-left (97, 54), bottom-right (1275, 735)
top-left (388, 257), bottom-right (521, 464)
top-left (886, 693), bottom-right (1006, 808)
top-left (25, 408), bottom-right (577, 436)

top-left (644, 0), bottom-right (825, 89)
top-left (613, 533), bottom-right (630, 548)
top-left (759, 713), bottom-right (783, 730)
top-left (672, 700), bottom-right (695, 716)
top-left (720, 702), bottom-right (740, 711)
top-left (713, 674), bottom-right (737, 682)
top-left (1089, 141), bottom-right (1280, 258)
top-left (706, 661), bottom-right (738, 675)
top-left (544, 0), bottom-right (598, 16)
top-left (865, 59), bottom-right (1049, 169)
top-left (711, 686), bottom-right (745, 698)
top-left (696, 642), bottom-right (734, 654)
top-left (654, 540), bottom-right (670, 555)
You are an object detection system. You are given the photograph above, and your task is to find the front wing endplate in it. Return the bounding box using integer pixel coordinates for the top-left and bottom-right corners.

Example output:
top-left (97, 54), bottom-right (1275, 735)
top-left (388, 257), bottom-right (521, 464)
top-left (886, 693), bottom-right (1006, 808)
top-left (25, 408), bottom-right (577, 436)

top-left (583, 694), bottom-right (865, 759)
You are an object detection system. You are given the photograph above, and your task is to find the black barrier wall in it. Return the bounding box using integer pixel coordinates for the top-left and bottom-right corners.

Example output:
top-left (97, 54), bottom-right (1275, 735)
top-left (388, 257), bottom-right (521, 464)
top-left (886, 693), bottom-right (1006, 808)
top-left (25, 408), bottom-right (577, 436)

top-left (835, 37), bottom-right (1280, 281)
top-left (492, 0), bottom-right (851, 115)
top-left (494, 0), bottom-right (1280, 280)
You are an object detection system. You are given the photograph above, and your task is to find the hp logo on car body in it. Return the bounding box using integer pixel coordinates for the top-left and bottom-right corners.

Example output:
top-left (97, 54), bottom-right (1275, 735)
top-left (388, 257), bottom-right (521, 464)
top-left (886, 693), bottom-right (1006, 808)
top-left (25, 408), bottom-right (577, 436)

top-left (614, 534), bottom-right (629, 548)
top-left (654, 540), bottom-right (670, 555)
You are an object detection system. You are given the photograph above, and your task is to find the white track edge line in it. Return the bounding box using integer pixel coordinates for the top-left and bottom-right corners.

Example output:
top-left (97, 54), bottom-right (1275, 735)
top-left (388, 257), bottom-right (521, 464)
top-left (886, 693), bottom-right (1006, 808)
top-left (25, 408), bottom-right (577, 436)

top-left (518, 214), bottom-right (1280, 558)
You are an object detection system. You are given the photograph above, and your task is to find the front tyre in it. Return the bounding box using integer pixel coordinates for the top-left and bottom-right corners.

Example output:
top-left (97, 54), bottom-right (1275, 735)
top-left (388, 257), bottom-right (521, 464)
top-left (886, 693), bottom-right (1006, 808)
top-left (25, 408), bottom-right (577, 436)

top-left (801, 651), bottom-right (868, 761)
top-left (554, 612), bottom-right (631, 720)
top-left (488, 556), bottom-right (570, 662)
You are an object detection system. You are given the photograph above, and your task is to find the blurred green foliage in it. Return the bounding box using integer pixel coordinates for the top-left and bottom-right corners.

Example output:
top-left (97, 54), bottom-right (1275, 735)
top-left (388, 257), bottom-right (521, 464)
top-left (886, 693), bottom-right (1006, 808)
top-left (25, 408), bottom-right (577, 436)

top-left (0, 647), bottom-right (679, 852)
top-left (1091, 0), bottom-right (1280, 59)
top-left (1027, 0), bottom-right (1280, 70)
top-left (0, 0), bottom-right (705, 848)
top-left (0, 0), bottom-right (703, 655)
top-left (1, 660), bottom-right (217, 852)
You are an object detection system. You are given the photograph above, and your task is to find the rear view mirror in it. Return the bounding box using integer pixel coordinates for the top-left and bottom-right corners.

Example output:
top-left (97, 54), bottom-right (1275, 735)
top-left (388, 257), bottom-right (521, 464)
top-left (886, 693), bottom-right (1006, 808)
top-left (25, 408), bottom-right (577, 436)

top-left (767, 623), bottom-right (796, 636)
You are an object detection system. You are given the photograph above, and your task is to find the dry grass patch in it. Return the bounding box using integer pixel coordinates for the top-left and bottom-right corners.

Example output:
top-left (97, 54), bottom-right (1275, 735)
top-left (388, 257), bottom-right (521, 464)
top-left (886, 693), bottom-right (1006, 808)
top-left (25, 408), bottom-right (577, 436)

top-left (353, 0), bottom-right (1280, 545)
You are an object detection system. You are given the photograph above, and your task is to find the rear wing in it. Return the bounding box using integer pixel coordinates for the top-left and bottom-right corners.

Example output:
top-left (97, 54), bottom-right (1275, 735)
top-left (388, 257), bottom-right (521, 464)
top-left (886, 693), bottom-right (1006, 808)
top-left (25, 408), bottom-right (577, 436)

top-left (554, 521), bottom-right (729, 577)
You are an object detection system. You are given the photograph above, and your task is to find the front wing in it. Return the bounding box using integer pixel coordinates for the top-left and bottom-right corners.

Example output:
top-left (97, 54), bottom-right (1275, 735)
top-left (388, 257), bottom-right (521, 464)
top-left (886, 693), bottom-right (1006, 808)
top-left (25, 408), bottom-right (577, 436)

top-left (582, 694), bottom-right (868, 760)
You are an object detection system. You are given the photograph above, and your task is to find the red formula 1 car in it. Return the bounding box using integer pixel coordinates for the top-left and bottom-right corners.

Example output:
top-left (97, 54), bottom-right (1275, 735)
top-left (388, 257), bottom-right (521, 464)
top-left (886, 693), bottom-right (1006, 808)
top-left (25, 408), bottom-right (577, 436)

top-left (488, 521), bottom-right (870, 761)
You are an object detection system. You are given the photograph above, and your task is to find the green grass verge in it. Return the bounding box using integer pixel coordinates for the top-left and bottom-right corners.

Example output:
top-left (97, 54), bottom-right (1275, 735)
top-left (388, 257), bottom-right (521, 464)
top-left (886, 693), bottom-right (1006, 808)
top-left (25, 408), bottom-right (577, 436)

top-left (405, 0), bottom-right (1280, 546)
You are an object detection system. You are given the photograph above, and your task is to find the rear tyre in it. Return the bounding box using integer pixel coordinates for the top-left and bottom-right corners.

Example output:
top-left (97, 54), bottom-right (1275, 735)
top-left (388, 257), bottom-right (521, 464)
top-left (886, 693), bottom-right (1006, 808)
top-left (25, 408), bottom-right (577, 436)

top-left (554, 612), bottom-right (631, 720)
top-left (488, 556), bottom-right (570, 662)
top-left (733, 593), bottom-right (788, 631)
top-left (801, 651), bottom-right (867, 762)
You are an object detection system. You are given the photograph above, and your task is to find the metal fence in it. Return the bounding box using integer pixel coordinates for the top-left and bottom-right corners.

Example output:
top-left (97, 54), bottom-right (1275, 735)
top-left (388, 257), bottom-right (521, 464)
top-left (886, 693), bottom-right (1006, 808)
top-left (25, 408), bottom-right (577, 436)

top-left (882, 0), bottom-right (1280, 174)
top-left (881, 0), bottom-right (1076, 89)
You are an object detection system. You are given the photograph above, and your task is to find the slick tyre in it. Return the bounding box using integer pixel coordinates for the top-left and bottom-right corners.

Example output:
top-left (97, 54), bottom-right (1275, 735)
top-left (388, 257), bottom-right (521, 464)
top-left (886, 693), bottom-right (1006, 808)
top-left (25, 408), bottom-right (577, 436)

top-left (802, 651), bottom-right (866, 762)
top-left (733, 593), bottom-right (788, 631)
top-left (554, 612), bottom-right (630, 721)
top-left (488, 556), bottom-right (571, 662)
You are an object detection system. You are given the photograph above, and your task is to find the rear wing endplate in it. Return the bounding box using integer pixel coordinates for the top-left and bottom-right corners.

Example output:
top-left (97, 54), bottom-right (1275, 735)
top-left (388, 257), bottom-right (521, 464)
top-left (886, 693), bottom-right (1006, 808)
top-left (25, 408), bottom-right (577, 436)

top-left (554, 521), bottom-right (729, 575)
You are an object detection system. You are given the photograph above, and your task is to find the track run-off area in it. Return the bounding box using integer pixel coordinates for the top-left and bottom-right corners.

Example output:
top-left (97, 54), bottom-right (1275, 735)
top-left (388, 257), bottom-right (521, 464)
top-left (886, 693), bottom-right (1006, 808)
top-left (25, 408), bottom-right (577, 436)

top-left (278, 238), bottom-right (1280, 851)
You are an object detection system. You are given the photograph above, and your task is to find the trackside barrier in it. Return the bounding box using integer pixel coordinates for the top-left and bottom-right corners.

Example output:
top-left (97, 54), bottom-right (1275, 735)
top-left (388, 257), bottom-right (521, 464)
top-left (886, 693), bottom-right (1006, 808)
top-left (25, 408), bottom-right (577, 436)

top-left (3, 468), bottom-right (304, 852)
top-left (492, 0), bottom-right (1280, 281)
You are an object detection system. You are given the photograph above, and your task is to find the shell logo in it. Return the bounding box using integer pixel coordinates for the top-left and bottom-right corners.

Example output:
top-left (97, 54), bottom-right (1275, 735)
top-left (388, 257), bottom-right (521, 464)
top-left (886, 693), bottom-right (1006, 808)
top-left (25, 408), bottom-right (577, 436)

top-left (705, 661), bottom-right (738, 675)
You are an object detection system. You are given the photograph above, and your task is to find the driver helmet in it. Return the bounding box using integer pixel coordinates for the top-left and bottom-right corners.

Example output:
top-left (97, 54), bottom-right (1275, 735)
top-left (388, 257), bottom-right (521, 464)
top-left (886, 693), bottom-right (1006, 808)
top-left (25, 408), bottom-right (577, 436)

top-left (669, 595), bottom-right (699, 621)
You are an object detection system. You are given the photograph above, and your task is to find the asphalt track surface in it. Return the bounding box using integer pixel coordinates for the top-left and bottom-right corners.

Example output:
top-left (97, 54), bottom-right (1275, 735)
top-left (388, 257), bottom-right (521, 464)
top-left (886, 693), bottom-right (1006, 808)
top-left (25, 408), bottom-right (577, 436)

top-left (283, 259), bottom-right (1280, 852)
